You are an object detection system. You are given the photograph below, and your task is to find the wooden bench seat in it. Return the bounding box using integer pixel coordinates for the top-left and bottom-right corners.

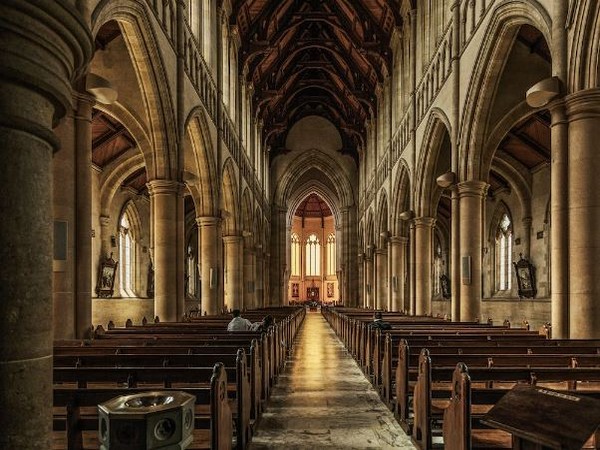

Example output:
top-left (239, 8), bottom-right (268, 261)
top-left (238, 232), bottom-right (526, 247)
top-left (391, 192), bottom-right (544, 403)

top-left (413, 351), bottom-right (600, 450)
top-left (52, 364), bottom-right (231, 450)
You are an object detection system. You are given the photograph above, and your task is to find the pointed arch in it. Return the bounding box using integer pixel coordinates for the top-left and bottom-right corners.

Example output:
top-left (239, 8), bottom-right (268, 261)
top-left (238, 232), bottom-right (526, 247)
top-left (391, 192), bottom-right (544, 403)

top-left (458, 1), bottom-right (552, 180)
top-left (92, 0), bottom-right (177, 179)
top-left (185, 108), bottom-right (218, 217)
top-left (391, 161), bottom-right (412, 237)
top-left (221, 158), bottom-right (239, 235)
top-left (415, 108), bottom-right (452, 217)
top-left (376, 190), bottom-right (389, 248)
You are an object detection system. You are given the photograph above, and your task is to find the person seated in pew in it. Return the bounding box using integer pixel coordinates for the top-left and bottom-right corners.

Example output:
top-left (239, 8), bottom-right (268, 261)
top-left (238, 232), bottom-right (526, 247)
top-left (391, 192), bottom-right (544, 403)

top-left (370, 311), bottom-right (392, 330)
top-left (227, 309), bottom-right (252, 331)
top-left (250, 315), bottom-right (274, 332)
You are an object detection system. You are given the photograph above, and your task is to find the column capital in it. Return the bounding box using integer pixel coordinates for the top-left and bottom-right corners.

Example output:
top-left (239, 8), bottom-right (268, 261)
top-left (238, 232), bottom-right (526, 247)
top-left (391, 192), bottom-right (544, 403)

top-left (565, 88), bottom-right (600, 119)
top-left (375, 248), bottom-right (387, 256)
top-left (457, 180), bottom-right (489, 198)
top-left (147, 179), bottom-right (184, 196)
top-left (389, 236), bottom-right (409, 245)
top-left (222, 234), bottom-right (243, 244)
top-left (414, 216), bottom-right (436, 228)
top-left (196, 216), bottom-right (221, 227)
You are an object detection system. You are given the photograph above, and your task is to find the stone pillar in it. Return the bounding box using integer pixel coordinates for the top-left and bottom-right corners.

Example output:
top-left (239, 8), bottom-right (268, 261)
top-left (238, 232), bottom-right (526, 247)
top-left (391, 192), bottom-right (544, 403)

top-left (365, 250), bottom-right (374, 308)
top-left (223, 235), bottom-right (242, 310)
top-left (358, 253), bottom-right (365, 307)
top-left (390, 236), bottom-right (408, 312)
top-left (550, 102), bottom-right (570, 338)
top-left (451, 189), bottom-right (461, 321)
top-left (0, 2), bottom-right (92, 448)
top-left (148, 180), bottom-right (183, 322)
top-left (566, 89), bottom-right (600, 338)
top-left (243, 245), bottom-right (256, 309)
top-left (375, 248), bottom-right (387, 310)
top-left (74, 93), bottom-right (94, 337)
top-left (457, 180), bottom-right (489, 322)
top-left (255, 246), bottom-right (264, 307)
top-left (409, 222), bottom-right (416, 315)
top-left (414, 217), bottom-right (435, 315)
top-left (197, 217), bottom-right (221, 315)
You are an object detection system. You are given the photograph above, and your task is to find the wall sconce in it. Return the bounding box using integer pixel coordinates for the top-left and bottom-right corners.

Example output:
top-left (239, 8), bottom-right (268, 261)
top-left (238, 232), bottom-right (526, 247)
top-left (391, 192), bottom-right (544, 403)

top-left (399, 210), bottom-right (415, 221)
top-left (242, 230), bottom-right (252, 237)
top-left (526, 76), bottom-right (560, 108)
top-left (436, 171), bottom-right (457, 188)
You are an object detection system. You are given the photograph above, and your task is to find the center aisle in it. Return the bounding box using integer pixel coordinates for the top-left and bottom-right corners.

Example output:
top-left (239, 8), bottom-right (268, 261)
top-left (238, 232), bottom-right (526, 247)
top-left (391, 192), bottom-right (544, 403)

top-left (249, 311), bottom-right (415, 449)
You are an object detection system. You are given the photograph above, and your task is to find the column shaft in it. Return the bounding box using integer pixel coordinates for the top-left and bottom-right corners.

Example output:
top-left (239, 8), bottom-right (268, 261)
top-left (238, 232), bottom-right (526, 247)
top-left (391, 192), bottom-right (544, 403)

top-left (243, 246), bottom-right (256, 309)
top-left (148, 181), bottom-right (183, 321)
top-left (414, 217), bottom-right (435, 315)
top-left (0, 2), bottom-right (92, 447)
top-left (458, 180), bottom-right (488, 322)
top-left (390, 236), bottom-right (408, 312)
top-left (223, 235), bottom-right (243, 310)
top-left (550, 103), bottom-right (569, 338)
top-left (198, 217), bottom-right (221, 315)
top-left (375, 249), bottom-right (388, 310)
top-left (75, 93), bottom-right (94, 337)
top-left (365, 254), bottom-right (374, 308)
top-left (566, 89), bottom-right (600, 338)
top-left (451, 190), bottom-right (461, 321)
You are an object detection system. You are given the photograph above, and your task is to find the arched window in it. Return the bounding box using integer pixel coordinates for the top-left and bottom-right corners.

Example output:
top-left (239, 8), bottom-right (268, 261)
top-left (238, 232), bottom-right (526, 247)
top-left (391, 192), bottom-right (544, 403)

top-left (119, 211), bottom-right (136, 297)
top-left (291, 233), bottom-right (300, 276)
top-left (327, 233), bottom-right (336, 275)
top-left (496, 213), bottom-right (513, 291)
top-left (305, 234), bottom-right (320, 276)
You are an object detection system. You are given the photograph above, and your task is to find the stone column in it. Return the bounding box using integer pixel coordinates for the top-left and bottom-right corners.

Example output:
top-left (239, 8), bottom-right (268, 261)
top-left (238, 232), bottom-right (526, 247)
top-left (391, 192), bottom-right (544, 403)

top-left (457, 180), bottom-right (489, 322)
top-left (390, 236), bottom-right (408, 312)
top-left (0, 2), bottom-right (92, 448)
top-left (255, 246), bottom-right (264, 307)
top-left (566, 89), bottom-right (600, 338)
top-left (197, 217), bottom-right (221, 315)
top-left (451, 189), bottom-right (461, 321)
top-left (223, 235), bottom-right (242, 310)
top-left (148, 180), bottom-right (183, 322)
top-left (365, 250), bottom-right (374, 308)
top-left (358, 253), bottom-right (365, 307)
top-left (550, 102), bottom-right (570, 338)
top-left (74, 92), bottom-right (94, 337)
top-left (375, 248), bottom-right (387, 310)
top-left (243, 245), bottom-right (256, 309)
top-left (414, 217), bottom-right (435, 315)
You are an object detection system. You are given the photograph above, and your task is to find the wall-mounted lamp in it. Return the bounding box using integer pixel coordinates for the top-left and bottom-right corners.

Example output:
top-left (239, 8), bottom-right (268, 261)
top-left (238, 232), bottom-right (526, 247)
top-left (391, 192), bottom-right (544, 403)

top-left (242, 230), bottom-right (253, 237)
top-left (436, 171), bottom-right (457, 188)
top-left (86, 73), bottom-right (118, 104)
top-left (379, 230), bottom-right (390, 240)
top-left (526, 76), bottom-right (560, 108)
top-left (399, 210), bottom-right (415, 221)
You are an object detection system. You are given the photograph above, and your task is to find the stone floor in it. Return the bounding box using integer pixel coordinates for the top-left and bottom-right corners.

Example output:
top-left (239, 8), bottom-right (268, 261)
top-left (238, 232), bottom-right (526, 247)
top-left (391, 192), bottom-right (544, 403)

top-left (249, 311), bottom-right (415, 449)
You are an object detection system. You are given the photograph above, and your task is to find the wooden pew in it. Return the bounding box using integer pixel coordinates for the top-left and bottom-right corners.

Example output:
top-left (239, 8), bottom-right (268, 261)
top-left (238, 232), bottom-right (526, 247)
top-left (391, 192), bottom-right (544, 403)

top-left (53, 351), bottom-right (250, 449)
top-left (443, 364), bottom-right (600, 450)
top-left (412, 350), bottom-right (600, 450)
top-left (53, 363), bottom-right (232, 450)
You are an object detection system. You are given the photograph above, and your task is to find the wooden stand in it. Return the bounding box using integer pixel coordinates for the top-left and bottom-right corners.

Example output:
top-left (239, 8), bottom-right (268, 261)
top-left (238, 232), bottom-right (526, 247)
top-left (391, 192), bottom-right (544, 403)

top-left (482, 385), bottom-right (600, 450)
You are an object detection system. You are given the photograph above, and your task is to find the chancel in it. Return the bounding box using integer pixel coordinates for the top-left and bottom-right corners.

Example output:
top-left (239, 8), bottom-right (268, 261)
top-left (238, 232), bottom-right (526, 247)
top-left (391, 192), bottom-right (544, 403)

top-left (2, 1), bottom-right (600, 449)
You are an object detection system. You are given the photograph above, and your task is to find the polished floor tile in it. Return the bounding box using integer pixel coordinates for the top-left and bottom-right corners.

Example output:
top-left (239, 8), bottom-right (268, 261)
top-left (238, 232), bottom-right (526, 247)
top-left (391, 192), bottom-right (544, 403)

top-left (249, 312), bottom-right (415, 449)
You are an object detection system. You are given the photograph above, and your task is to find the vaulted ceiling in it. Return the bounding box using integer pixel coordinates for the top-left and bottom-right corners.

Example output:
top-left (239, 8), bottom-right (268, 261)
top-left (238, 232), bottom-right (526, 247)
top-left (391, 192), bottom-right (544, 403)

top-left (233, 0), bottom-right (400, 161)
